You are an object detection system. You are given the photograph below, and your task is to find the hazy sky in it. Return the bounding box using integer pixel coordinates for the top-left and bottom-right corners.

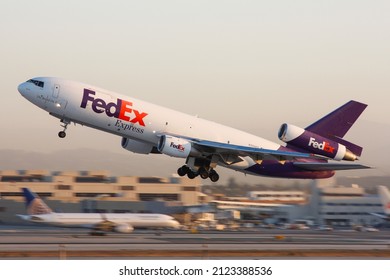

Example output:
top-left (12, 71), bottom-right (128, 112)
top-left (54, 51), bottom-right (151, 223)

top-left (1, 1), bottom-right (389, 182)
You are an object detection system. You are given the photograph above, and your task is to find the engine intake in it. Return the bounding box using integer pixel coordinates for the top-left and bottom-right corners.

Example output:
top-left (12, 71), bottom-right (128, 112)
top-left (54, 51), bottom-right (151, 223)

top-left (158, 135), bottom-right (200, 158)
top-left (121, 137), bottom-right (157, 154)
top-left (114, 224), bottom-right (134, 233)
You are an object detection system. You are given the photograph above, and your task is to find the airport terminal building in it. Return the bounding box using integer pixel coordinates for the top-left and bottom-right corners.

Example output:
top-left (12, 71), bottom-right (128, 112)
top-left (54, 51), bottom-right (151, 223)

top-left (208, 179), bottom-right (385, 227)
top-left (309, 179), bottom-right (384, 226)
top-left (0, 170), bottom-right (205, 224)
top-left (0, 170), bottom-right (386, 227)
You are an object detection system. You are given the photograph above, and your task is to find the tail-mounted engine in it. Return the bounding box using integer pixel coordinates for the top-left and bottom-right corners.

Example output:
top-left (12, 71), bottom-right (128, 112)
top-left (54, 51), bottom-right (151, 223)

top-left (278, 123), bottom-right (358, 161)
top-left (157, 135), bottom-right (200, 158)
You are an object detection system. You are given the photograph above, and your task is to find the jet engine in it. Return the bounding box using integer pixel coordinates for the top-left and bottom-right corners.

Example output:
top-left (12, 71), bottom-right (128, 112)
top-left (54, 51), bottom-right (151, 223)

top-left (114, 224), bottom-right (134, 233)
top-left (278, 123), bottom-right (358, 161)
top-left (121, 137), bottom-right (157, 154)
top-left (157, 135), bottom-right (200, 158)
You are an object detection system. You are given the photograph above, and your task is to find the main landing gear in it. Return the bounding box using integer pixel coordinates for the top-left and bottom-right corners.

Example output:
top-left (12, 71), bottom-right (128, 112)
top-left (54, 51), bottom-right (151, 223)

top-left (58, 119), bottom-right (70, 138)
top-left (177, 165), bottom-right (220, 182)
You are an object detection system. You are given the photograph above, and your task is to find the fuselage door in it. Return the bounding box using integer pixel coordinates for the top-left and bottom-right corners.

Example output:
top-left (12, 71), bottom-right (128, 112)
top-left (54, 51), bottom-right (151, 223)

top-left (53, 84), bottom-right (60, 98)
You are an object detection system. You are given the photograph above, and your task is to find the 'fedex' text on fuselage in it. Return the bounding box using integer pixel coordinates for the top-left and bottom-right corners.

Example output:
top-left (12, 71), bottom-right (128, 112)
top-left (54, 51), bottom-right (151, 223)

top-left (308, 137), bottom-right (335, 153)
top-left (80, 89), bottom-right (148, 126)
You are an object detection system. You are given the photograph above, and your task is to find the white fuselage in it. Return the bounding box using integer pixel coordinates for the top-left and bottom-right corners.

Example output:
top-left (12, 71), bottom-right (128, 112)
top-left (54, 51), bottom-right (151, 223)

top-left (26, 212), bottom-right (180, 229)
top-left (18, 77), bottom-right (281, 174)
top-left (17, 77), bottom-right (368, 180)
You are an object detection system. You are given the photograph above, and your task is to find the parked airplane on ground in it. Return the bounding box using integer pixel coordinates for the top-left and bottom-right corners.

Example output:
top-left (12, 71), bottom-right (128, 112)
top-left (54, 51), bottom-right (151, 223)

top-left (17, 188), bottom-right (180, 233)
top-left (370, 186), bottom-right (390, 221)
top-left (18, 77), bottom-right (370, 182)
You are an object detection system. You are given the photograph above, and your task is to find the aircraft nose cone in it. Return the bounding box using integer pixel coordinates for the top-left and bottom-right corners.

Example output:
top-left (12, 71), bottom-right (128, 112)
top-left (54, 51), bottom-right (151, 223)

top-left (18, 82), bottom-right (27, 96)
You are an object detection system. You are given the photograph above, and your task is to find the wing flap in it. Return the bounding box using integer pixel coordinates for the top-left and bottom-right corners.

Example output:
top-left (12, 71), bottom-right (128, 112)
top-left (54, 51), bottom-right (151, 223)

top-left (192, 139), bottom-right (318, 162)
top-left (294, 162), bottom-right (371, 171)
top-left (369, 212), bottom-right (389, 220)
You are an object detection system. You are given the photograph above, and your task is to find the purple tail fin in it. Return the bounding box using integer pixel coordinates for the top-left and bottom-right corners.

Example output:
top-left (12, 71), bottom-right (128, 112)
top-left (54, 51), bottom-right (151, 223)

top-left (305, 100), bottom-right (367, 156)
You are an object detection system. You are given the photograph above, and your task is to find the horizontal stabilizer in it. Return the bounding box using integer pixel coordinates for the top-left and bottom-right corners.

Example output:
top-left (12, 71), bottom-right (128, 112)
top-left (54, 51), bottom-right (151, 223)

top-left (294, 162), bottom-right (371, 171)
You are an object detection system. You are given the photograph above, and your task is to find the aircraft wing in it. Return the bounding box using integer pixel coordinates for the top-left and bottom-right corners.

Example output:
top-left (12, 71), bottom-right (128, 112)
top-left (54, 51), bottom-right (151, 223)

top-left (293, 162), bottom-right (371, 171)
top-left (16, 214), bottom-right (30, 221)
top-left (369, 212), bottom-right (389, 220)
top-left (160, 133), bottom-right (321, 164)
top-left (192, 139), bottom-right (317, 162)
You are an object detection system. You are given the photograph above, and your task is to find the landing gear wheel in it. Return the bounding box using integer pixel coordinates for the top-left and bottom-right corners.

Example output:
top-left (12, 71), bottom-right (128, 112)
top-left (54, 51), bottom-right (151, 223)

top-left (58, 119), bottom-right (70, 138)
top-left (198, 167), bottom-right (209, 179)
top-left (58, 131), bottom-right (66, 138)
top-left (187, 171), bottom-right (197, 179)
top-left (209, 171), bottom-right (219, 182)
top-left (177, 166), bottom-right (188, 176)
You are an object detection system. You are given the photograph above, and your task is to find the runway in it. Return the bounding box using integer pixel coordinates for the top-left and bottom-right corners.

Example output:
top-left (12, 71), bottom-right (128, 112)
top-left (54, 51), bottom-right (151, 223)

top-left (0, 225), bottom-right (389, 259)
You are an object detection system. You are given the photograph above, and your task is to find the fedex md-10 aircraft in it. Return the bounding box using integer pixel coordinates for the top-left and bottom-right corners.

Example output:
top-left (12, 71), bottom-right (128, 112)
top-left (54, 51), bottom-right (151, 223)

top-left (18, 77), bottom-right (369, 182)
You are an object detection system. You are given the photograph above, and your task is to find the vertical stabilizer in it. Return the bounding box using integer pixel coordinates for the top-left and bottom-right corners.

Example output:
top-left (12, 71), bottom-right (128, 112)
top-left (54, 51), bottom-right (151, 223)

top-left (22, 188), bottom-right (52, 215)
top-left (305, 100), bottom-right (367, 157)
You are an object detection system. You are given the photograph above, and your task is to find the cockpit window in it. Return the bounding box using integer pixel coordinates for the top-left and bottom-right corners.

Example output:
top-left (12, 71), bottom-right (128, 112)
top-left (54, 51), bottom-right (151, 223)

top-left (27, 79), bottom-right (45, 88)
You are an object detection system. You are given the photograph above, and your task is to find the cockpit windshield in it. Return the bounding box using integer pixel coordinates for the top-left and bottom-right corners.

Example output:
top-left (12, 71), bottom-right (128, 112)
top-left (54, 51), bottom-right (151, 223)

top-left (27, 79), bottom-right (45, 88)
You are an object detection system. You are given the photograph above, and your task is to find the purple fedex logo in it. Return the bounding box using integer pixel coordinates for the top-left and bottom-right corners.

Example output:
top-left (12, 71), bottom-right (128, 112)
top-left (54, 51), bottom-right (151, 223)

top-left (170, 142), bottom-right (185, 152)
top-left (80, 89), bottom-right (148, 126)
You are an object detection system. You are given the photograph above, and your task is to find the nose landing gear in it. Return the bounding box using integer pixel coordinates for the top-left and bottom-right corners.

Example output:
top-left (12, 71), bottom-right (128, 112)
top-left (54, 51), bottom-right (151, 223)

top-left (58, 131), bottom-right (66, 138)
top-left (58, 119), bottom-right (71, 138)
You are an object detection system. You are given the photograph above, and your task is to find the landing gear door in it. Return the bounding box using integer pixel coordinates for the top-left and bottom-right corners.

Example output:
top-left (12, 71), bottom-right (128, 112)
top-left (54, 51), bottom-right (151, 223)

top-left (53, 84), bottom-right (60, 98)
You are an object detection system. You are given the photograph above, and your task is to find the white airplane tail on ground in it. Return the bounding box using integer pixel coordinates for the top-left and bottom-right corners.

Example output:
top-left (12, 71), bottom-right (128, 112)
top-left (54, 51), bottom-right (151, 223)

top-left (378, 185), bottom-right (390, 216)
top-left (370, 186), bottom-right (390, 221)
top-left (22, 187), bottom-right (52, 215)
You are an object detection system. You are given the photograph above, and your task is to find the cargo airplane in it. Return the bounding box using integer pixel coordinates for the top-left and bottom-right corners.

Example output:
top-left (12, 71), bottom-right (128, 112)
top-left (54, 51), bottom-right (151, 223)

top-left (18, 188), bottom-right (180, 233)
top-left (18, 77), bottom-right (370, 182)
